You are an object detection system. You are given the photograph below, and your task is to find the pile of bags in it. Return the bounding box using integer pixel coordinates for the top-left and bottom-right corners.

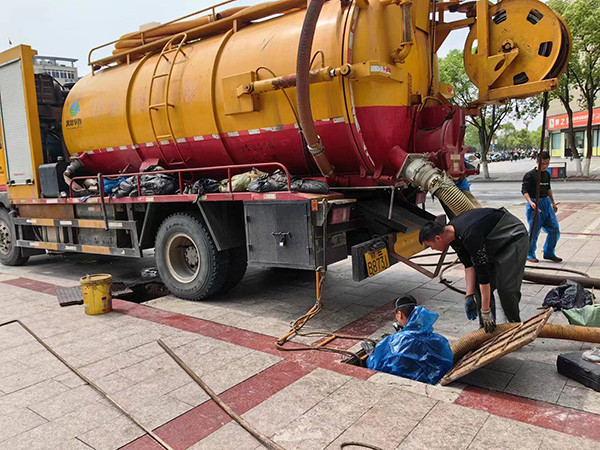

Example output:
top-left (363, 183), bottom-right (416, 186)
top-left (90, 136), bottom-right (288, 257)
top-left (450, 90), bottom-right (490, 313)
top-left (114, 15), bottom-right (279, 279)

top-left (100, 166), bottom-right (330, 198)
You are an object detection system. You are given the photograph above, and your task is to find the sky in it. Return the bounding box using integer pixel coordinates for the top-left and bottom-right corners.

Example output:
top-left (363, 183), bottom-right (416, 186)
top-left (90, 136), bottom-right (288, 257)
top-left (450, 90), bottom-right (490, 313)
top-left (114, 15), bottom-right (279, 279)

top-left (2, 1), bottom-right (539, 128)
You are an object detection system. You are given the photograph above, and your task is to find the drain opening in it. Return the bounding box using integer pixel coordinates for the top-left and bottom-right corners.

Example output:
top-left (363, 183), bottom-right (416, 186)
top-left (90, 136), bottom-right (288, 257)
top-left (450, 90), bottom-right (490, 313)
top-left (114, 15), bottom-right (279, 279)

top-left (111, 281), bottom-right (170, 303)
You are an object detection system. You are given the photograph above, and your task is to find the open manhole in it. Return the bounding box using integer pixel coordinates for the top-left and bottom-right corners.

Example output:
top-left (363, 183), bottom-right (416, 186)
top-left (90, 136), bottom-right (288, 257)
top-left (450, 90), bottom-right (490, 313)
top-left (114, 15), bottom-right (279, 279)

top-left (110, 281), bottom-right (170, 303)
top-left (57, 266), bottom-right (170, 306)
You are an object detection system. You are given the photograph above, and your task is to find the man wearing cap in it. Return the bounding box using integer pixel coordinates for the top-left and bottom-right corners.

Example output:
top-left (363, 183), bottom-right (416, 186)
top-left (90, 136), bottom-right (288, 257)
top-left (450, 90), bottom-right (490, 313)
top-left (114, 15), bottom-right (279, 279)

top-left (364, 295), bottom-right (453, 385)
top-left (419, 208), bottom-right (528, 332)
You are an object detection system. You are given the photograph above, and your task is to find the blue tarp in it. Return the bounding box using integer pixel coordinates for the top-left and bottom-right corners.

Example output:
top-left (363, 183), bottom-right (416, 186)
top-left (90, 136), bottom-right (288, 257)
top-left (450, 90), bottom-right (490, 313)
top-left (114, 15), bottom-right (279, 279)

top-left (366, 306), bottom-right (454, 385)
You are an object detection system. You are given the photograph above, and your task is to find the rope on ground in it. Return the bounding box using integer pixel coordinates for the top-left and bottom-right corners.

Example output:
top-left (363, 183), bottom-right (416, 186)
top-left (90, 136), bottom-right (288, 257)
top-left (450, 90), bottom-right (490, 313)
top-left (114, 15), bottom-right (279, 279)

top-left (275, 199), bottom-right (375, 359)
top-left (0, 319), bottom-right (173, 450)
top-left (157, 339), bottom-right (285, 450)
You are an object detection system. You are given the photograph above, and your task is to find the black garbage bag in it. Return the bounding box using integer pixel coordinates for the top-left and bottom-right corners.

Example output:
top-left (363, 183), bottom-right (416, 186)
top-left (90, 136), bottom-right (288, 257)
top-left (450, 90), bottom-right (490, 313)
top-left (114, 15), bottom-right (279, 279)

top-left (248, 175), bottom-right (286, 192)
top-left (184, 178), bottom-right (220, 195)
top-left (248, 169), bottom-right (330, 194)
top-left (542, 279), bottom-right (595, 311)
top-left (113, 176), bottom-right (137, 198)
top-left (291, 178), bottom-right (329, 194)
top-left (139, 174), bottom-right (178, 196)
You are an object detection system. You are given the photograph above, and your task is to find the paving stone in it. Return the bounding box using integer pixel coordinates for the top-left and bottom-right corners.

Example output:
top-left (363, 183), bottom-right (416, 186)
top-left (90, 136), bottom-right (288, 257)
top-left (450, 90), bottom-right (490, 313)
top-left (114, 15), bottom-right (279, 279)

top-left (326, 387), bottom-right (437, 450)
top-left (77, 412), bottom-right (145, 450)
top-left (94, 371), bottom-right (138, 394)
top-left (368, 372), bottom-right (466, 403)
top-left (200, 350), bottom-right (281, 394)
top-left (52, 400), bottom-right (123, 436)
top-left (29, 384), bottom-right (102, 420)
top-left (78, 351), bottom-right (146, 379)
top-left (128, 394), bottom-right (192, 430)
top-left (540, 428), bottom-right (600, 450)
top-left (557, 385), bottom-right (600, 415)
top-left (504, 360), bottom-right (567, 403)
top-left (459, 367), bottom-right (514, 391)
top-left (189, 421), bottom-right (264, 450)
top-left (0, 362), bottom-right (70, 393)
top-left (484, 356), bottom-right (523, 374)
top-left (0, 421), bottom-right (75, 450)
top-left (273, 378), bottom-right (391, 450)
top-left (0, 407), bottom-right (47, 442)
top-left (167, 380), bottom-right (211, 407)
top-left (0, 359), bottom-right (29, 379)
top-left (468, 415), bottom-right (544, 450)
top-left (53, 370), bottom-right (88, 389)
top-left (0, 379), bottom-right (70, 416)
top-left (243, 368), bottom-right (352, 437)
top-left (397, 402), bottom-right (488, 449)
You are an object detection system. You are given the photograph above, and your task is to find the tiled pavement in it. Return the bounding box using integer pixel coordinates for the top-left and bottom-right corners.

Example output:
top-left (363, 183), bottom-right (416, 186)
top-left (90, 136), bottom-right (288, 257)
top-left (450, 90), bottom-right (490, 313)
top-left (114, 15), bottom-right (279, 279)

top-left (0, 201), bottom-right (600, 448)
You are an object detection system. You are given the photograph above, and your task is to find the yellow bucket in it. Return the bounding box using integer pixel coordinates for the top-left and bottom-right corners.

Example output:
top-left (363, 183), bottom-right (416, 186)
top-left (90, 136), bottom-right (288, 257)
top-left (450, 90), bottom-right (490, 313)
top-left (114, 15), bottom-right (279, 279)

top-left (80, 274), bottom-right (113, 315)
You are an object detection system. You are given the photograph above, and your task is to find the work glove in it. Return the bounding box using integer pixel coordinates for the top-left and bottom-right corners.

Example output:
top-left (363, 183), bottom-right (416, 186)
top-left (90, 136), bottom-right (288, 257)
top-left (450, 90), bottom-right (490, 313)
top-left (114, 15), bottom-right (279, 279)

top-left (360, 340), bottom-right (376, 356)
top-left (465, 295), bottom-right (478, 321)
top-left (481, 309), bottom-right (496, 333)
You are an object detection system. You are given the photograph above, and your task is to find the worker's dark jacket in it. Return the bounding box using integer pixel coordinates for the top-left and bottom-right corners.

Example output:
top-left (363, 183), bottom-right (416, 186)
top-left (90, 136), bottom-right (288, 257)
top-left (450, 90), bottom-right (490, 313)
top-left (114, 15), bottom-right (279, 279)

top-left (449, 208), bottom-right (526, 285)
top-left (521, 168), bottom-right (551, 198)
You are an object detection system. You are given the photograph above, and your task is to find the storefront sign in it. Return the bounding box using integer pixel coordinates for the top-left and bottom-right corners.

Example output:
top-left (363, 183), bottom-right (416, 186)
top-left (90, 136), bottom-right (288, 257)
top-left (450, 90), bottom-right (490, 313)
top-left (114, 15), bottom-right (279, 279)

top-left (548, 109), bottom-right (600, 130)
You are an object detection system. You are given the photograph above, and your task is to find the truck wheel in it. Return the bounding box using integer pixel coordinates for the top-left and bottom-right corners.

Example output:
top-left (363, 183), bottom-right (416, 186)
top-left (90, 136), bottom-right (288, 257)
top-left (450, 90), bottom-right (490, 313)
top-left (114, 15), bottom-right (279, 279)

top-left (221, 246), bottom-right (248, 293)
top-left (0, 208), bottom-right (28, 266)
top-left (155, 212), bottom-right (228, 300)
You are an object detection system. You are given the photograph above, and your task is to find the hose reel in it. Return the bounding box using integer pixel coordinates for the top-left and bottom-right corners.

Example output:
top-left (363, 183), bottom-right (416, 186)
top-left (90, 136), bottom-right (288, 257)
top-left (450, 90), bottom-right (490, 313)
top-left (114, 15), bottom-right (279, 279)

top-left (463, 0), bottom-right (571, 100)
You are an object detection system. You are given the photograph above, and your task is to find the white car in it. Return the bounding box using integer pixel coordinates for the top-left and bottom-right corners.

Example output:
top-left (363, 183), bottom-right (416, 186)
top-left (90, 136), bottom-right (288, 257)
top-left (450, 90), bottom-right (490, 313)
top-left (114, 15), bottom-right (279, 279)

top-left (464, 153), bottom-right (481, 172)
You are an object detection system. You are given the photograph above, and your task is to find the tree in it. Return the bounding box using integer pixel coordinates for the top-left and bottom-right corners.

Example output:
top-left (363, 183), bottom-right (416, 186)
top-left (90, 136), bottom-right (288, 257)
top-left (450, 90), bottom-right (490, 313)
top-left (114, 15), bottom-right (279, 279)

top-left (497, 123), bottom-right (517, 151)
top-left (464, 125), bottom-right (480, 151)
top-left (439, 49), bottom-right (539, 178)
top-left (561, 0), bottom-right (600, 176)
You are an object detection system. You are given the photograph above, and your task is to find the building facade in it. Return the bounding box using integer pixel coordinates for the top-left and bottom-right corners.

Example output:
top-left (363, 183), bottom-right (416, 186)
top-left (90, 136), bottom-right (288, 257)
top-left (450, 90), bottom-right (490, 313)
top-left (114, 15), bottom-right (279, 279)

top-left (32, 55), bottom-right (78, 86)
top-left (547, 100), bottom-right (600, 158)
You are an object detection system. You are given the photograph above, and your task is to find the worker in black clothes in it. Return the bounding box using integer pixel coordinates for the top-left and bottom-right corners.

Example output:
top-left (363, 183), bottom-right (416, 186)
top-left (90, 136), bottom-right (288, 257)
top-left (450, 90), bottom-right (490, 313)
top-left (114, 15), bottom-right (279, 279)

top-left (521, 151), bottom-right (561, 263)
top-left (419, 208), bottom-right (528, 332)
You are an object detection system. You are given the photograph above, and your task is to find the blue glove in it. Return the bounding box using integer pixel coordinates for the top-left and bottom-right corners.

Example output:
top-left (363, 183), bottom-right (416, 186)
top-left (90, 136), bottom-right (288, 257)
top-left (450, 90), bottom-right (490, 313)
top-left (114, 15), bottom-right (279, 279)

top-left (465, 295), bottom-right (478, 320)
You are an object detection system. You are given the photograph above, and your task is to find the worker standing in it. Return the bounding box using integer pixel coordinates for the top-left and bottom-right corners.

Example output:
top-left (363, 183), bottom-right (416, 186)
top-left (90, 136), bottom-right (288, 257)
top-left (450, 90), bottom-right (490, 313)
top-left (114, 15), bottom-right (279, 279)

top-left (521, 151), bottom-right (562, 263)
top-left (419, 208), bottom-right (528, 332)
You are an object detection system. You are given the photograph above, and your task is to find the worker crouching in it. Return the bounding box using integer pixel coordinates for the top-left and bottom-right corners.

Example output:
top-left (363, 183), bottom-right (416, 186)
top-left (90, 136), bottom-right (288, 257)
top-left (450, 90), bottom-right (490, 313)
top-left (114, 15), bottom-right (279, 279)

top-left (419, 208), bottom-right (528, 333)
top-left (365, 296), bottom-right (453, 385)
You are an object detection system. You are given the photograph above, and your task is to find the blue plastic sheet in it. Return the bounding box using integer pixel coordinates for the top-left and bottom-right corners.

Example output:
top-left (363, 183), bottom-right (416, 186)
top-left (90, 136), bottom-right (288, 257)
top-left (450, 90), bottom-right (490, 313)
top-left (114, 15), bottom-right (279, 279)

top-left (366, 306), bottom-right (453, 385)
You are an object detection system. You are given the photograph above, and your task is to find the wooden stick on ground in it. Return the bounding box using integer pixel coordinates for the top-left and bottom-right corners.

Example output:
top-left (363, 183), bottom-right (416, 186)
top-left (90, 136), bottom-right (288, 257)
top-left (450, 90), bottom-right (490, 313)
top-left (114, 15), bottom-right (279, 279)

top-left (157, 339), bottom-right (286, 450)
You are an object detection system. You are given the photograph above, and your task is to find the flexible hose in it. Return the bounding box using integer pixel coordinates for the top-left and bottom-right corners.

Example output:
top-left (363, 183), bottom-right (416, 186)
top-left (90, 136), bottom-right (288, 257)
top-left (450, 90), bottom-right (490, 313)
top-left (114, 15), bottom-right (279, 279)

top-left (523, 270), bottom-right (600, 289)
top-left (451, 322), bottom-right (600, 362)
top-left (296, 0), bottom-right (334, 177)
top-left (434, 183), bottom-right (476, 216)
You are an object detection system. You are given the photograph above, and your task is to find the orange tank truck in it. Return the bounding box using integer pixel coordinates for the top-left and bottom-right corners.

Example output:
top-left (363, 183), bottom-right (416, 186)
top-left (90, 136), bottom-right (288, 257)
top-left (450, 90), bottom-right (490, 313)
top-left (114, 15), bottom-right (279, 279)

top-left (0, 0), bottom-right (570, 300)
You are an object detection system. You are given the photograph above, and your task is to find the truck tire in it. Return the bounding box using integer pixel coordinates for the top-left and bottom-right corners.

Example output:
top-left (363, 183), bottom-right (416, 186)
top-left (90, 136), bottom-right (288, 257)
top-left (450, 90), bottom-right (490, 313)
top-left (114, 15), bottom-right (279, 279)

top-left (0, 208), bottom-right (28, 266)
top-left (221, 246), bottom-right (248, 293)
top-left (155, 212), bottom-right (229, 300)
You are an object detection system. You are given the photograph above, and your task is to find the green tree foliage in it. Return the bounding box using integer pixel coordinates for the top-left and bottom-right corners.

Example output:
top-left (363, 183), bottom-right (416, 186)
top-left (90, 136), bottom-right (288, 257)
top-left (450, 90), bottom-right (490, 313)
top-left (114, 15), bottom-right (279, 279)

top-left (557, 0), bottom-right (600, 175)
top-left (439, 49), bottom-right (539, 178)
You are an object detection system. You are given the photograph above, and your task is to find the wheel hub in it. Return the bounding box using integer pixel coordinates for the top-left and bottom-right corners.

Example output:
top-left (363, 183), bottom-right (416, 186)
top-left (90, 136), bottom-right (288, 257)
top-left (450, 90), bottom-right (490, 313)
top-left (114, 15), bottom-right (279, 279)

top-left (0, 220), bottom-right (11, 255)
top-left (165, 232), bottom-right (201, 284)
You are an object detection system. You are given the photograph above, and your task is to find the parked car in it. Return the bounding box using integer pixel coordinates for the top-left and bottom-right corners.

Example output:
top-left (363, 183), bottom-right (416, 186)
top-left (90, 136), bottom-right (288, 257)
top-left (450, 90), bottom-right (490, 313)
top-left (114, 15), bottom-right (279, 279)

top-left (464, 153), bottom-right (481, 172)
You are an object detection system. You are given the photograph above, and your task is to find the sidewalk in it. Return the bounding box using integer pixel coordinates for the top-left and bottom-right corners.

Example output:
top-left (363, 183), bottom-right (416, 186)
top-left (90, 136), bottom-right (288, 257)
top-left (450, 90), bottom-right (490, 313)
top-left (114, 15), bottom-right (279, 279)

top-left (469, 158), bottom-right (600, 182)
top-left (0, 202), bottom-right (600, 448)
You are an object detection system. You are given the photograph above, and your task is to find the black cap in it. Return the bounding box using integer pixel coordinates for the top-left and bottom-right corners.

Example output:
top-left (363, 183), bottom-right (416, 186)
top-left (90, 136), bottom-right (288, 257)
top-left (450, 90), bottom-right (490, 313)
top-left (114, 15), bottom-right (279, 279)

top-left (394, 295), bottom-right (417, 311)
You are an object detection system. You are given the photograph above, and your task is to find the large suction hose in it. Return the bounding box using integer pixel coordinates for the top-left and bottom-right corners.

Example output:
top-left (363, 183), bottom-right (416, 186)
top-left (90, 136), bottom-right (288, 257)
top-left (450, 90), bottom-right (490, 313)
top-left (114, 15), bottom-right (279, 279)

top-left (400, 156), bottom-right (477, 216)
top-left (296, 0), bottom-right (335, 177)
top-left (451, 322), bottom-right (600, 362)
top-left (523, 271), bottom-right (600, 289)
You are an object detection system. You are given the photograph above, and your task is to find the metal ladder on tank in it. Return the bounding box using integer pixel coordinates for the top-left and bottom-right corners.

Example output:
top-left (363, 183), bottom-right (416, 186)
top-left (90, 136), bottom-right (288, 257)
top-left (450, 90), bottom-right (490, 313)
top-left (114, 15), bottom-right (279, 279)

top-left (148, 33), bottom-right (189, 167)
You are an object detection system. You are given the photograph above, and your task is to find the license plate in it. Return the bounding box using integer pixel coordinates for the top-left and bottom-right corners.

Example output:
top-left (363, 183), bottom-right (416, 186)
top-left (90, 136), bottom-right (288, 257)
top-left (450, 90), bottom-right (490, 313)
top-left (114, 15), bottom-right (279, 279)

top-left (364, 248), bottom-right (390, 277)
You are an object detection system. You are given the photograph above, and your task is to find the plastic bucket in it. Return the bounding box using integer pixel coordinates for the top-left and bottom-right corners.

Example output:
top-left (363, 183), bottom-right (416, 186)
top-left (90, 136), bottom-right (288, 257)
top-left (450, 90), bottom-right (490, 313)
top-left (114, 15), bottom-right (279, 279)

top-left (80, 274), bottom-right (113, 315)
